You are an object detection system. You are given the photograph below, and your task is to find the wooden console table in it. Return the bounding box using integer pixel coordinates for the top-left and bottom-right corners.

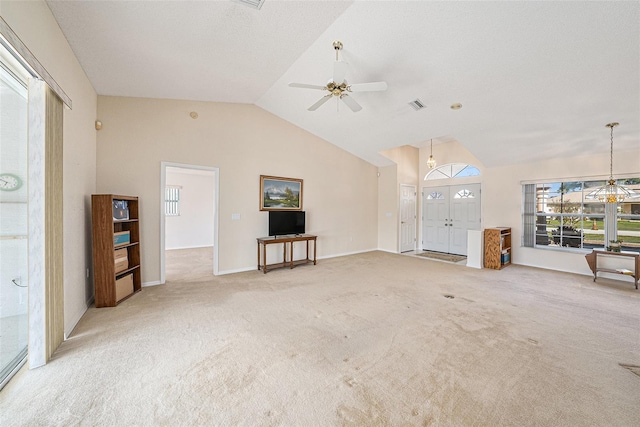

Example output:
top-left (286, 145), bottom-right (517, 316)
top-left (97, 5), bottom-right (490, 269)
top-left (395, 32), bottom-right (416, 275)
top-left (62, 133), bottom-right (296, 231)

top-left (257, 234), bottom-right (317, 274)
top-left (585, 249), bottom-right (639, 289)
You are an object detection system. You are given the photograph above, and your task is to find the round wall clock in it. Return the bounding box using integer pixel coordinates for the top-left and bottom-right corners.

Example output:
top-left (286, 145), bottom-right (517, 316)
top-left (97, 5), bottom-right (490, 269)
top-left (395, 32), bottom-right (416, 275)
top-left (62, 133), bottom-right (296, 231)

top-left (0, 173), bottom-right (23, 191)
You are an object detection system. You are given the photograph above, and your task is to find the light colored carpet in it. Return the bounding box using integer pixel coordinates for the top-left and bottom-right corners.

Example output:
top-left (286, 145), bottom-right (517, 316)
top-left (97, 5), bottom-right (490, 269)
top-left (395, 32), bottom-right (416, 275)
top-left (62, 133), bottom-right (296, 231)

top-left (166, 246), bottom-right (214, 283)
top-left (1, 251), bottom-right (639, 426)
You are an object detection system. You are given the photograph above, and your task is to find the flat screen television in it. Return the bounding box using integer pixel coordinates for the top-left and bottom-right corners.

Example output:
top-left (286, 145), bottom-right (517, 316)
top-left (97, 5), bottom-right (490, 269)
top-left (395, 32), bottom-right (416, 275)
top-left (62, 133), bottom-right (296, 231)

top-left (269, 211), bottom-right (305, 237)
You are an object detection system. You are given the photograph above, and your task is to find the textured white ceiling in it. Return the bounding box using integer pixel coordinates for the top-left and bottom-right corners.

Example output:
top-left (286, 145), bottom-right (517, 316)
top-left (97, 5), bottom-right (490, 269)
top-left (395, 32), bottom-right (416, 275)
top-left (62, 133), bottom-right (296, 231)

top-left (46, 0), bottom-right (640, 167)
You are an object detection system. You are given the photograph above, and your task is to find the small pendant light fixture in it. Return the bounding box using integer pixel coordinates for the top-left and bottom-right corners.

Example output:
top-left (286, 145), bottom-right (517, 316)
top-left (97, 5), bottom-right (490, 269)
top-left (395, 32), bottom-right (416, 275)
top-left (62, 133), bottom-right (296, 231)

top-left (427, 138), bottom-right (437, 169)
top-left (586, 122), bottom-right (640, 203)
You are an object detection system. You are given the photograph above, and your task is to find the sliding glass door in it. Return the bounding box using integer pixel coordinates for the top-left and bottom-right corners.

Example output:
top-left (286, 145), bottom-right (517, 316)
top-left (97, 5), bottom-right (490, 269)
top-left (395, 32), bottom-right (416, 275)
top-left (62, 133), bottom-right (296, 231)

top-left (0, 51), bottom-right (29, 387)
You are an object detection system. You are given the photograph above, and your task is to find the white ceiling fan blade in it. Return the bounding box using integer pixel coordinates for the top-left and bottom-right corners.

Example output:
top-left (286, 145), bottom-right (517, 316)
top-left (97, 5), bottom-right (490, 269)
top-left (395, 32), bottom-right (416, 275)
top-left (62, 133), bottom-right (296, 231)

top-left (333, 60), bottom-right (348, 84)
top-left (289, 82), bottom-right (327, 90)
top-left (308, 95), bottom-right (332, 111)
top-left (348, 81), bottom-right (388, 92)
top-left (340, 94), bottom-right (362, 112)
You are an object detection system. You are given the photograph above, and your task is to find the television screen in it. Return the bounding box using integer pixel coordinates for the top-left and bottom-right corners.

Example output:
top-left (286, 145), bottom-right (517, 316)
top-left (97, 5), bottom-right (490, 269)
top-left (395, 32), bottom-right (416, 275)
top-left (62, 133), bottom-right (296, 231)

top-left (269, 211), bottom-right (305, 236)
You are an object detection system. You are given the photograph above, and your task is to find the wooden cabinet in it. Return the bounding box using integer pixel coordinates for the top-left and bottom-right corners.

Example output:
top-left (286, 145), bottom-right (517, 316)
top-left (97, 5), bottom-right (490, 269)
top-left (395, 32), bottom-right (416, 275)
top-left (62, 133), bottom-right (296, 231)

top-left (484, 227), bottom-right (511, 270)
top-left (91, 195), bottom-right (141, 307)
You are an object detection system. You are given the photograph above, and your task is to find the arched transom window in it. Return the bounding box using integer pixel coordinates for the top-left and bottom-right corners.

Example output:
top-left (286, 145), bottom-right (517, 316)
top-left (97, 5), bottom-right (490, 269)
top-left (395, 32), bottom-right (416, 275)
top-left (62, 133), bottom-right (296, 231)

top-left (425, 163), bottom-right (480, 181)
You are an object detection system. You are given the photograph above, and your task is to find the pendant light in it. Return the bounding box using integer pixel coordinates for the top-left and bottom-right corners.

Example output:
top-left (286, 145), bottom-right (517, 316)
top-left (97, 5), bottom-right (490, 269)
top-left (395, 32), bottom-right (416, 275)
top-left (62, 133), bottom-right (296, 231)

top-left (427, 138), bottom-right (437, 169)
top-left (586, 122), bottom-right (640, 203)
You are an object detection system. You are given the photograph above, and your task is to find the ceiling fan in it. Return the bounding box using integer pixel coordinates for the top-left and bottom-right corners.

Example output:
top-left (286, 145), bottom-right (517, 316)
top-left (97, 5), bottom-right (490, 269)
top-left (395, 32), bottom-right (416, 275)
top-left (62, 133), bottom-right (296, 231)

top-left (288, 41), bottom-right (387, 112)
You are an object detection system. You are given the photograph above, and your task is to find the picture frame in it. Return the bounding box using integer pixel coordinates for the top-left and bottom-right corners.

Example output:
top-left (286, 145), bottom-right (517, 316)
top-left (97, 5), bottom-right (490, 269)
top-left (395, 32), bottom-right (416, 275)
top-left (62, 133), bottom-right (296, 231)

top-left (112, 200), bottom-right (130, 220)
top-left (260, 175), bottom-right (303, 211)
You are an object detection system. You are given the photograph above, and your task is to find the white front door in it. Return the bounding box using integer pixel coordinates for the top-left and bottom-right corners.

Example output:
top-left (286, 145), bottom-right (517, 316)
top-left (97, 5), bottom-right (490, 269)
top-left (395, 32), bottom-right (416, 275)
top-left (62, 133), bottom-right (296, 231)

top-left (423, 186), bottom-right (450, 253)
top-left (422, 184), bottom-right (481, 255)
top-left (449, 184), bottom-right (481, 255)
top-left (400, 184), bottom-right (417, 252)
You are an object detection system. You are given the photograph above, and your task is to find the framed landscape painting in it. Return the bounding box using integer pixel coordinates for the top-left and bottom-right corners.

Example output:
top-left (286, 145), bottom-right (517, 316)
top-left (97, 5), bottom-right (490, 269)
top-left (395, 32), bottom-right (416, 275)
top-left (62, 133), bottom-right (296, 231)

top-left (260, 175), bottom-right (303, 211)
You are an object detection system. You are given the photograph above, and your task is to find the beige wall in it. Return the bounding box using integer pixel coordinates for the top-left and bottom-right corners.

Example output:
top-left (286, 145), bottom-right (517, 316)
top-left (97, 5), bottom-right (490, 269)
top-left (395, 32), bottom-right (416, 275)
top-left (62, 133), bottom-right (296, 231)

top-left (96, 96), bottom-right (378, 281)
top-left (377, 145), bottom-right (420, 252)
top-left (381, 145), bottom-right (420, 186)
top-left (1, 1), bottom-right (98, 336)
top-left (377, 164), bottom-right (398, 252)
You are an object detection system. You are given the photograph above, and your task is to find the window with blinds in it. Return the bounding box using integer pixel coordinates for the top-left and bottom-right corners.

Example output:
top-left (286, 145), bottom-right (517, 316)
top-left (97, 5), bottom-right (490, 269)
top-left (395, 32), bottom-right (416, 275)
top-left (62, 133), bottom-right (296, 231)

top-left (165, 186), bottom-right (180, 216)
top-left (522, 179), bottom-right (640, 253)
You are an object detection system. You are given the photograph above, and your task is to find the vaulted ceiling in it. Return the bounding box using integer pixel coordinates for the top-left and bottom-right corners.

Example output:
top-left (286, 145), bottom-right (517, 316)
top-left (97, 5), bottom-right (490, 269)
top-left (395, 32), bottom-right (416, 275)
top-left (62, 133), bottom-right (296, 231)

top-left (46, 0), bottom-right (639, 167)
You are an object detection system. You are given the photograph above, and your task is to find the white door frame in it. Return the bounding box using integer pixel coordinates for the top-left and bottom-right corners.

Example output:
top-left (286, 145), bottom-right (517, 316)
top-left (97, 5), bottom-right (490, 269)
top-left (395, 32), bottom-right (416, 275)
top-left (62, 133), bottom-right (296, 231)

top-left (399, 184), bottom-right (417, 252)
top-left (160, 162), bottom-right (219, 284)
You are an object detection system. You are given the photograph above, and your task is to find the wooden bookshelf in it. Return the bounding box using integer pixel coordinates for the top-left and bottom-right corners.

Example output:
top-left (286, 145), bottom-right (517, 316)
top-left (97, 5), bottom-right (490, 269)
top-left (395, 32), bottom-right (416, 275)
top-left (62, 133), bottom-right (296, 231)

top-left (484, 227), bottom-right (511, 270)
top-left (91, 194), bottom-right (141, 307)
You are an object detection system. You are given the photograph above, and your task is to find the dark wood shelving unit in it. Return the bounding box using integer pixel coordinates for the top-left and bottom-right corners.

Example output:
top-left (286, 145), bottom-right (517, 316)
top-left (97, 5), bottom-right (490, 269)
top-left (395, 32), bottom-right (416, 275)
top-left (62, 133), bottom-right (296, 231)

top-left (91, 194), bottom-right (141, 307)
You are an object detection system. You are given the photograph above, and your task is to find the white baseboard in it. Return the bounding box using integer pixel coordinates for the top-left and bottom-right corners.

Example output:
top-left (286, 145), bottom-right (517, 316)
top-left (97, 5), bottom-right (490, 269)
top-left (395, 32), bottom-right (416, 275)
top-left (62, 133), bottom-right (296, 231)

top-left (165, 245), bottom-right (214, 251)
top-left (142, 280), bottom-right (163, 287)
top-left (217, 265), bottom-right (258, 276)
top-left (64, 298), bottom-right (92, 339)
top-left (318, 248), bottom-right (379, 260)
top-left (375, 248), bottom-right (399, 255)
top-left (218, 248), bottom-right (381, 276)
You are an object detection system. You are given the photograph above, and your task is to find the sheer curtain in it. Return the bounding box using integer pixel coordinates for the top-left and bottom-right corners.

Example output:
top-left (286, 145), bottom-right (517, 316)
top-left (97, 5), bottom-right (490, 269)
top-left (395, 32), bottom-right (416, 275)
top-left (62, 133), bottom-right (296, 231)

top-left (27, 77), bottom-right (64, 369)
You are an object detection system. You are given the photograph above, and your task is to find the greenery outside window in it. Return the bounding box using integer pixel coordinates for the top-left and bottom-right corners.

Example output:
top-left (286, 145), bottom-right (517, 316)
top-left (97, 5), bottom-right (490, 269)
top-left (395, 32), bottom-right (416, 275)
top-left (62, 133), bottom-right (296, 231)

top-left (523, 179), bottom-right (640, 253)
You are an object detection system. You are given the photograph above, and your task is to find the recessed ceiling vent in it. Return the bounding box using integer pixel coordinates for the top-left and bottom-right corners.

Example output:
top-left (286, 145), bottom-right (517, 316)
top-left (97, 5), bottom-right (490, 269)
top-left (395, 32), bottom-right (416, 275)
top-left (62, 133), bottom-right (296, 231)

top-left (234, 0), bottom-right (265, 10)
top-left (409, 99), bottom-right (425, 111)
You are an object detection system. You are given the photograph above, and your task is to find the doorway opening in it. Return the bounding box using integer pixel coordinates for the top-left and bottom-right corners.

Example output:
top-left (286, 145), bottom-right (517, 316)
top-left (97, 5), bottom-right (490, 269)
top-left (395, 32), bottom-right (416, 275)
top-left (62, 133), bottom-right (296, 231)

top-left (160, 162), bottom-right (219, 283)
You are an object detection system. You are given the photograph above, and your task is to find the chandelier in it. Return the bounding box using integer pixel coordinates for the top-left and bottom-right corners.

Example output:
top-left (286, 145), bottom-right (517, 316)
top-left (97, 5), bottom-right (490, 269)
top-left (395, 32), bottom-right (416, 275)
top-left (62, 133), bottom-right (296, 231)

top-left (586, 122), bottom-right (640, 203)
top-left (427, 138), bottom-right (436, 169)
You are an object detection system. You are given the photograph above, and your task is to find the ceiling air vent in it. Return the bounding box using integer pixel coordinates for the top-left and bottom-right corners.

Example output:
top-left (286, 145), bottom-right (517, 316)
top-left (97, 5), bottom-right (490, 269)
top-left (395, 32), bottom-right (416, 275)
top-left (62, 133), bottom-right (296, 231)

top-left (409, 99), bottom-right (425, 111)
top-left (234, 0), bottom-right (265, 9)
